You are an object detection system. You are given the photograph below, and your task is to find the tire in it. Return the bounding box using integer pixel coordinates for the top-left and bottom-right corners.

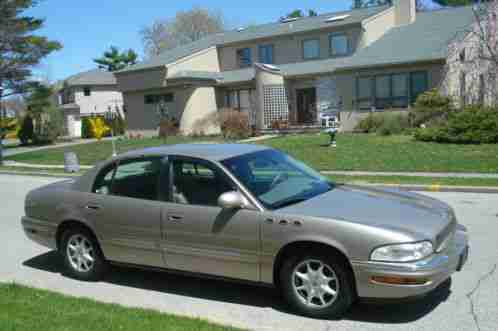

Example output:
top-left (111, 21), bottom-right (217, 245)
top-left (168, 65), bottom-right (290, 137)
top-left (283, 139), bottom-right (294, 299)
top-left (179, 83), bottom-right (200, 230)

top-left (60, 227), bottom-right (106, 281)
top-left (279, 251), bottom-right (355, 319)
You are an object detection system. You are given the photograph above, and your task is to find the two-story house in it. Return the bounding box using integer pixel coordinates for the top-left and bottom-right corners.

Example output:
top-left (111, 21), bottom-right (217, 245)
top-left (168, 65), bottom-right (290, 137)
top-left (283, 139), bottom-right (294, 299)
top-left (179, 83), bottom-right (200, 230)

top-left (115, 0), bottom-right (476, 135)
top-left (57, 69), bottom-right (124, 137)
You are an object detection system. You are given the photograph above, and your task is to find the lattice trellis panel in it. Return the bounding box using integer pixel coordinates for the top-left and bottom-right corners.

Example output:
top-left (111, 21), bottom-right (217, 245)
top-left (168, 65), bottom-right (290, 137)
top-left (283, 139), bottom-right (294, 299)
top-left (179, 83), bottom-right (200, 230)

top-left (263, 84), bottom-right (289, 129)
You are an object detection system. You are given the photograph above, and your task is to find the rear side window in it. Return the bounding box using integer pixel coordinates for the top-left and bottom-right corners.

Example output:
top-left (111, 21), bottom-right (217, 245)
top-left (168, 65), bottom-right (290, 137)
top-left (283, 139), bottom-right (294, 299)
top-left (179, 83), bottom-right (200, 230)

top-left (93, 158), bottom-right (163, 201)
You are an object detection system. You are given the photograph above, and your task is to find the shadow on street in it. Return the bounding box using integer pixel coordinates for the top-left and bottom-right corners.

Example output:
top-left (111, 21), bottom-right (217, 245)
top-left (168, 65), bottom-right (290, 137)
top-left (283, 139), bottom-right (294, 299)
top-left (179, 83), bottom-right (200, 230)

top-left (23, 250), bottom-right (451, 323)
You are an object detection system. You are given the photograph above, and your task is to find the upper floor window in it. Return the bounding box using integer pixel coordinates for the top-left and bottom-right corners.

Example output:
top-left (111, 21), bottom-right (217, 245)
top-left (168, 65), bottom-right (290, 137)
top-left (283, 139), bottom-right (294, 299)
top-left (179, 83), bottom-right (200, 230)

top-left (302, 39), bottom-right (320, 60)
top-left (83, 87), bottom-right (91, 96)
top-left (330, 34), bottom-right (349, 56)
top-left (258, 44), bottom-right (274, 64)
top-left (145, 93), bottom-right (174, 104)
top-left (237, 48), bottom-right (252, 68)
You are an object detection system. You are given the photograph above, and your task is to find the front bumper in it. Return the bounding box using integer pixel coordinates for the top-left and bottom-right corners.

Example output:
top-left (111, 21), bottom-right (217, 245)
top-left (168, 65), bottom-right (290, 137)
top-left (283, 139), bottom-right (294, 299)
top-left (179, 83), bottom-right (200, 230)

top-left (352, 228), bottom-right (469, 299)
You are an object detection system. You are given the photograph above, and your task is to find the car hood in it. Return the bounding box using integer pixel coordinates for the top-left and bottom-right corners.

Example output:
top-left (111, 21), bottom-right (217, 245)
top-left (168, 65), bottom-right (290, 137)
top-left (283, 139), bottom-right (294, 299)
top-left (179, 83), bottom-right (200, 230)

top-left (280, 184), bottom-right (455, 246)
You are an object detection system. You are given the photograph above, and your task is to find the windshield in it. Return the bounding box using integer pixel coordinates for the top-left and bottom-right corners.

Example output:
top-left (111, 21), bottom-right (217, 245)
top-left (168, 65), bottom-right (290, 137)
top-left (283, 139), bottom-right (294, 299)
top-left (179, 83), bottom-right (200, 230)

top-left (221, 149), bottom-right (333, 209)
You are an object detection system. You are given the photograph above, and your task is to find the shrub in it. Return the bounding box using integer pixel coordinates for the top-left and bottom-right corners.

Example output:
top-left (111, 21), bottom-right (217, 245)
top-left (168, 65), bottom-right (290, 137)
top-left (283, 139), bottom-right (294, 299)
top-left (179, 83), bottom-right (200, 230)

top-left (103, 113), bottom-right (127, 136)
top-left (158, 119), bottom-right (179, 138)
top-left (217, 109), bottom-right (250, 140)
top-left (414, 105), bottom-right (498, 144)
top-left (355, 112), bottom-right (410, 135)
top-left (18, 115), bottom-right (34, 145)
top-left (409, 89), bottom-right (454, 127)
top-left (32, 106), bottom-right (64, 145)
top-left (81, 117), bottom-right (93, 138)
top-left (355, 113), bottom-right (385, 133)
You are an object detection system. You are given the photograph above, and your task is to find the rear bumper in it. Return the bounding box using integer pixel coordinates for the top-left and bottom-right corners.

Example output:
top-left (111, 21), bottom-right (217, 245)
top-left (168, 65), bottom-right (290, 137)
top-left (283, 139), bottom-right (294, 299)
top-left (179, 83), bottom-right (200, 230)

top-left (352, 228), bottom-right (469, 299)
top-left (22, 216), bottom-right (57, 250)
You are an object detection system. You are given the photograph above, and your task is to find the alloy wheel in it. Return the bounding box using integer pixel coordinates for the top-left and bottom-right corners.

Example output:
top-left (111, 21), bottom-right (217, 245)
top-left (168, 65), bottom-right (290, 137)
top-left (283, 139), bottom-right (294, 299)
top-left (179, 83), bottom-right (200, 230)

top-left (66, 234), bottom-right (95, 273)
top-left (291, 259), bottom-right (339, 309)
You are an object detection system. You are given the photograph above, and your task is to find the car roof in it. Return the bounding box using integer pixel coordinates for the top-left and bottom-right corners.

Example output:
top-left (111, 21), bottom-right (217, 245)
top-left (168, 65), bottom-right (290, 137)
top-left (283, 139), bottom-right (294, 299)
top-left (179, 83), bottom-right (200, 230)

top-left (118, 143), bottom-right (271, 162)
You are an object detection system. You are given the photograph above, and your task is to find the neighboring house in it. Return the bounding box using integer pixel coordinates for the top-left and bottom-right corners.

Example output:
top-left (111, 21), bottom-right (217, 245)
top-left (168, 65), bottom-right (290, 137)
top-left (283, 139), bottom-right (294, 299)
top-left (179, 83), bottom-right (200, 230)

top-left (115, 0), bottom-right (476, 135)
top-left (57, 69), bottom-right (124, 137)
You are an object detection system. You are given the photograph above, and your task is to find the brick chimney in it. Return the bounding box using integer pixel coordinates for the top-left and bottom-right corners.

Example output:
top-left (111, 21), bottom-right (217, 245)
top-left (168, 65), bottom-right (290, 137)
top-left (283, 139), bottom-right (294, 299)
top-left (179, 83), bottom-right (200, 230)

top-left (393, 0), bottom-right (416, 26)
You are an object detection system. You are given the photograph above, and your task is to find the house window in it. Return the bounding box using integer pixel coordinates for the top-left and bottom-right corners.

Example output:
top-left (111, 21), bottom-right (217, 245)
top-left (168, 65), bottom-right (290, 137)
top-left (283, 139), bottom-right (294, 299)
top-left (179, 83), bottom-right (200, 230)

top-left (237, 48), bottom-right (252, 68)
top-left (303, 39), bottom-right (320, 60)
top-left (357, 77), bottom-right (373, 110)
top-left (258, 44), bottom-right (274, 64)
top-left (392, 74), bottom-right (409, 107)
top-left (459, 48), bottom-right (466, 62)
top-left (410, 71), bottom-right (428, 104)
top-left (144, 93), bottom-right (174, 104)
top-left (83, 87), bottom-right (91, 96)
top-left (330, 34), bottom-right (349, 56)
top-left (375, 75), bottom-right (391, 109)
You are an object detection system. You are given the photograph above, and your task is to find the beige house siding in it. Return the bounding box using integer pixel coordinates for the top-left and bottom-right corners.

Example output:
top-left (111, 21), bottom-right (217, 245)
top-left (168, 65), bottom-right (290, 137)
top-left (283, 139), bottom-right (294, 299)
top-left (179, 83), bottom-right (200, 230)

top-left (358, 7), bottom-right (395, 48)
top-left (115, 67), bottom-right (167, 93)
top-left (218, 26), bottom-right (362, 71)
top-left (167, 47), bottom-right (221, 75)
top-left (124, 85), bottom-right (220, 137)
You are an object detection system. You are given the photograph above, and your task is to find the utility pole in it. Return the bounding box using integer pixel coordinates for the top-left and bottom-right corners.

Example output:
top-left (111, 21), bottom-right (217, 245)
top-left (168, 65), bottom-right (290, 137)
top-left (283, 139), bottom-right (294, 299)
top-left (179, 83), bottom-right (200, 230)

top-left (0, 86), bottom-right (4, 166)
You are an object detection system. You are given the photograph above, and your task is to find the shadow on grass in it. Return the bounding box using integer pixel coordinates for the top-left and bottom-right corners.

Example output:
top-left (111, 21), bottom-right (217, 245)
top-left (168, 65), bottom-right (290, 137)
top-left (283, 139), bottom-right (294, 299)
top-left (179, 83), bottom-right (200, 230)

top-left (23, 250), bottom-right (451, 323)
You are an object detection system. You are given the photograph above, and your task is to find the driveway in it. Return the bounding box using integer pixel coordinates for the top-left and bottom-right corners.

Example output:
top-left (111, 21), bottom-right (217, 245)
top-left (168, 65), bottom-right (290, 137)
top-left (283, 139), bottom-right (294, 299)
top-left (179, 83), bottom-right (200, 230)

top-left (1, 174), bottom-right (497, 331)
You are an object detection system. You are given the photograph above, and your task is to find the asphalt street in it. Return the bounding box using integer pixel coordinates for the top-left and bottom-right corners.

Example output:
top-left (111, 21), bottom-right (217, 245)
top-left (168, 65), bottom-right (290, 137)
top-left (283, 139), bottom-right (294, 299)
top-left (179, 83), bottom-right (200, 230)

top-left (1, 174), bottom-right (497, 331)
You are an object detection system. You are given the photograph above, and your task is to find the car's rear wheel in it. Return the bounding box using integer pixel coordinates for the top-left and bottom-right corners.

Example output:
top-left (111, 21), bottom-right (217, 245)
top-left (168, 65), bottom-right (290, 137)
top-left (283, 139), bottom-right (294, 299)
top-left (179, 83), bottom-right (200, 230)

top-left (61, 227), bottom-right (106, 281)
top-left (279, 252), bottom-right (354, 318)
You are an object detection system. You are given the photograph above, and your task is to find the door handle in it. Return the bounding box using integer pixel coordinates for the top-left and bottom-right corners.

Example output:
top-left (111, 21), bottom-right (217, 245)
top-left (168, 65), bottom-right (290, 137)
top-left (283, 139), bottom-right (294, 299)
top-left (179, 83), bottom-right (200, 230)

top-left (85, 204), bottom-right (101, 211)
top-left (168, 215), bottom-right (183, 222)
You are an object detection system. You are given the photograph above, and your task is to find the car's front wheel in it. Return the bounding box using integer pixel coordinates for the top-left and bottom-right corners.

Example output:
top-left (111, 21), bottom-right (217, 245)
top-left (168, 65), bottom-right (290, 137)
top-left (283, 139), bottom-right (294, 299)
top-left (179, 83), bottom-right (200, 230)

top-left (280, 252), bottom-right (354, 318)
top-left (61, 227), bottom-right (106, 281)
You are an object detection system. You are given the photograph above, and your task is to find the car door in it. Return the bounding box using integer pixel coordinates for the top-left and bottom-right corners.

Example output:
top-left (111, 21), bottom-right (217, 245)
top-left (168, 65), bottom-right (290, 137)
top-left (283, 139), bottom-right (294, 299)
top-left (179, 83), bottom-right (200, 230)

top-left (160, 156), bottom-right (262, 282)
top-left (84, 156), bottom-right (165, 267)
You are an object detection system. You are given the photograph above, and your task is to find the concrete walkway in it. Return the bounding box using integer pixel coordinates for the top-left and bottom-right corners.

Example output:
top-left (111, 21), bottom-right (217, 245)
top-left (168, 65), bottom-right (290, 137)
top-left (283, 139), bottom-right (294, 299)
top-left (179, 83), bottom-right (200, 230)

top-left (322, 170), bottom-right (498, 179)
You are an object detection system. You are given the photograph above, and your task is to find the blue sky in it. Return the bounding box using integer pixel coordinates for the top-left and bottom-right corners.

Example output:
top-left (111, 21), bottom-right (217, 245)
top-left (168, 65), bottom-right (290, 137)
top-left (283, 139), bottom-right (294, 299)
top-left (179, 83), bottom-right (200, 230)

top-left (27, 0), bottom-right (435, 82)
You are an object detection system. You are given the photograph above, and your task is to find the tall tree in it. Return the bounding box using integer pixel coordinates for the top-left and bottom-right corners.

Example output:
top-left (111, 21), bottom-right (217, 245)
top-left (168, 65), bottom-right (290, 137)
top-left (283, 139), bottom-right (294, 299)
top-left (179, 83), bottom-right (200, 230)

top-left (140, 7), bottom-right (225, 58)
top-left (353, 0), bottom-right (426, 11)
top-left (0, 0), bottom-right (62, 163)
top-left (282, 9), bottom-right (319, 19)
top-left (93, 46), bottom-right (138, 71)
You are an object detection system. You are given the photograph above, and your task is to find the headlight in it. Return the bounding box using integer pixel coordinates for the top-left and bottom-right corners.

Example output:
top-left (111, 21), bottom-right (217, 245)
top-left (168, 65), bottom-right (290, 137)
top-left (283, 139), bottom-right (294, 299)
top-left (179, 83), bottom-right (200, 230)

top-left (370, 241), bottom-right (434, 262)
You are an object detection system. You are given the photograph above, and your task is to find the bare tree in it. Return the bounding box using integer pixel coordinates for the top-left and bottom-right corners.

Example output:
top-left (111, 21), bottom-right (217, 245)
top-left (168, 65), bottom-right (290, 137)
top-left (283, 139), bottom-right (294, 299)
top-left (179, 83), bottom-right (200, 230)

top-left (441, 1), bottom-right (498, 106)
top-left (140, 7), bottom-right (225, 58)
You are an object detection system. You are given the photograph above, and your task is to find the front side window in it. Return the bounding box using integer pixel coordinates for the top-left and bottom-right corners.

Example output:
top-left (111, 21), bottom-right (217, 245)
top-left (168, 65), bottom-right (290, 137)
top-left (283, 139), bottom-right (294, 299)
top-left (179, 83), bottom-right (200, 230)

top-left (303, 39), bottom-right (320, 60)
top-left (330, 34), bottom-right (349, 56)
top-left (237, 48), bottom-right (252, 68)
top-left (93, 158), bottom-right (163, 200)
top-left (83, 87), bottom-right (91, 96)
top-left (258, 44), bottom-right (274, 64)
top-left (222, 149), bottom-right (332, 210)
top-left (171, 159), bottom-right (234, 206)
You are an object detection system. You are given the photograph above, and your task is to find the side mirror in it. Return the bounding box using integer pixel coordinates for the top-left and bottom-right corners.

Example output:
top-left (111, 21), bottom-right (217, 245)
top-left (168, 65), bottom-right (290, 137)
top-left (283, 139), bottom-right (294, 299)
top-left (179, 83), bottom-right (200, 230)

top-left (218, 191), bottom-right (246, 209)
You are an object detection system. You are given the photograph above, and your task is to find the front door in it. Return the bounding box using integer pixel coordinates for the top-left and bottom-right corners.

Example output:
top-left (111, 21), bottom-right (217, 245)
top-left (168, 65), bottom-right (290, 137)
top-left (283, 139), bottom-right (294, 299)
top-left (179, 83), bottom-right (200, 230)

top-left (296, 88), bottom-right (317, 124)
top-left (160, 156), bottom-right (261, 282)
top-left (86, 157), bottom-right (165, 267)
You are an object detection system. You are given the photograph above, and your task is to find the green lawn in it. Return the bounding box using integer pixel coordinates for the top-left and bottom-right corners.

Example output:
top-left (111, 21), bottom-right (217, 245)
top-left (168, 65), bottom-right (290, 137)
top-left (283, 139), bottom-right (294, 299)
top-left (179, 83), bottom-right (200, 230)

top-left (328, 175), bottom-right (498, 187)
top-left (260, 133), bottom-right (498, 173)
top-left (0, 283), bottom-right (244, 331)
top-left (6, 136), bottom-right (222, 166)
